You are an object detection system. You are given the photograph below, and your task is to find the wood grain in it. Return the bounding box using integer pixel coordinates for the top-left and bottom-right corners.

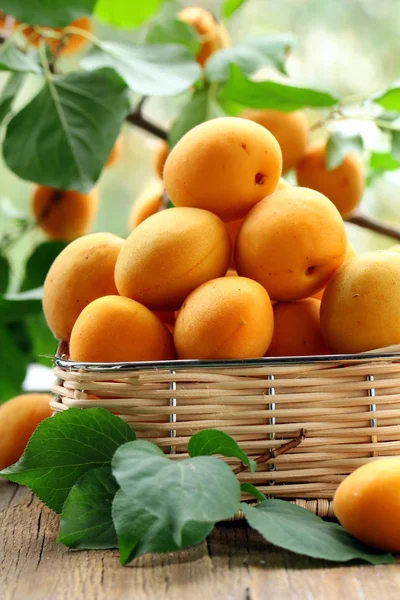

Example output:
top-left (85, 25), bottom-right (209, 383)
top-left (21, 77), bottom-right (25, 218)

top-left (1, 479), bottom-right (399, 600)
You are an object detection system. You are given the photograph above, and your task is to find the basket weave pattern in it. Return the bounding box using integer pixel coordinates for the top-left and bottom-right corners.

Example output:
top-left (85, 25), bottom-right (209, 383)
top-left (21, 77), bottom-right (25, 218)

top-left (51, 348), bottom-right (400, 518)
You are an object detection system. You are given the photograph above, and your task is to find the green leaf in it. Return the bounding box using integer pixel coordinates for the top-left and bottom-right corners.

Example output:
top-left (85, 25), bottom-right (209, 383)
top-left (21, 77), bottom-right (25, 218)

top-left (21, 241), bottom-right (67, 292)
top-left (146, 15), bottom-right (200, 56)
top-left (374, 85), bottom-right (400, 111)
top-left (112, 440), bottom-right (240, 561)
top-left (325, 132), bottom-right (364, 170)
top-left (113, 490), bottom-right (213, 564)
top-left (3, 68), bottom-right (130, 194)
top-left (0, 255), bottom-right (10, 294)
top-left (369, 152), bottom-right (400, 174)
top-left (220, 64), bottom-right (338, 111)
top-left (242, 500), bottom-right (395, 564)
top-left (58, 467), bottom-right (118, 549)
top-left (206, 34), bottom-right (296, 82)
top-left (240, 483), bottom-right (267, 503)
top-left (0, 43), bottom-right (41, 74)
top-left (82, 42), bottom-right (201, 97)
top-left (168, 86), bottom-right (225, 147)
top-left (0, 73), bottom-right (25, 124)
top-left (0, 323), bottom-right (31, 403)
top-left (25, 313), bottom-right (56, 367)
top-left (188, 429), bottom-right (256, 472)
top-left (94, 0), bottom-right (164, 29)
top-left (1, 0), bottom-right (97, 27)
top-left (391, 130), bottom-right (400, 162)
top-left (0, 408), bottom-right (135, 513)
top-left (0, 289), bottom-right (43, 323)
top-left (222, 0), bottom-right (248, 19)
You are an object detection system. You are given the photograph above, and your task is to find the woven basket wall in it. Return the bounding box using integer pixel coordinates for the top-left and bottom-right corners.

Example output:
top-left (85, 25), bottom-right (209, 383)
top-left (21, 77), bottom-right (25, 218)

top-left (51, 343), bottom-right (400, 518)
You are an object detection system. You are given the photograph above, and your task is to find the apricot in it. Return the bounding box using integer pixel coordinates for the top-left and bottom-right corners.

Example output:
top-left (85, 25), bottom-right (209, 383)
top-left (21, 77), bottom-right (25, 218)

top-left (235, 186), bottom-right (347, 301)
top-left (241, 109), bottom-right (308, 173)
top-left (334, 458), bottom-right (400, 553)
top-left (266, 298), bottom-right (329, 357)
top-left (43, 232), bottom-right (123, 341)
top-left (178, 7), bottom-right (219, 66)
top-left (105, 135), bottom-right (122, 168)
top-left (69, 296), bottom-right (175, 362)
top-left (129, 181), bottom-right (164, 229)
top-left (22, 17), bottom-right (92, 56)
top-left (174, 277), bottom-right (273, 359)
top-left (164, 117), bottom-right (282, 221)
top-left (0, 394), bottom-right (52, 470)
top-left (115, 207), bottom-right (231, 311)
top-left (226, 268), bottom-right (238, 277)
top-left (320, 251), bottom-right (400, 353)
top-left (312, 241), bottom-right (357, 300)
top-left (32, 185), bottom-right (98, 241)
top-left (296, 142), bottom-right (364, 217)
top-left (152, 140), bottom-right (169, 179)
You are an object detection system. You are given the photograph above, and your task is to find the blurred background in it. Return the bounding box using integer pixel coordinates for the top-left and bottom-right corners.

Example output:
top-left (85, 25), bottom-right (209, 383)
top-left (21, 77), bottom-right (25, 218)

top-left (1, 0), bottom-right (400, 290)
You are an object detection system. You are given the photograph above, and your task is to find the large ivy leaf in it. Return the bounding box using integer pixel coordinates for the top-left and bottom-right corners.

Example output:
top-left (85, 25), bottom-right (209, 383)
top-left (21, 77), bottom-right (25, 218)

top-left (0, 44), bottom-right (41, 75)
top-left (206, 34), bottom-right (296, 82)
top-left (242, 501), bottom-right (395, 564)
top-left (188, 429), bottom-right (256, 472)
top-left (21, 241), bottom-right (67, 291)
top-left (112, 440), bottom-right (240, 562)
top-left (374, 86), bottom-right (400, 111)
top-left (0, 408), bottom-right (135, 513)
top-left (94, 0), bottom-right (164, 29)
top-left (58, 467), bottom-right (118, 549)
top-left (168, 86), bottom-right (225, 147)
top-left (0, 73), bottom-right (25, 124)
top-left (82, 42), bottom-right (201, 96)
top-left (3, 68), bottom-right (130, 193)
top-left (222, 0), bottom-right (248, 19)
top-left (0, 0), bottom-right (97, 27)
top-left (220, 64), bottom-right (338, 111)
top-left (325, 131), bottom-right (364, 170)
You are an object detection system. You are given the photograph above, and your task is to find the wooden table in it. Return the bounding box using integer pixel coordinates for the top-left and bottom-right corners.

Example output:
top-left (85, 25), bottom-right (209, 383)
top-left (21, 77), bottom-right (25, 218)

top-left (1, 480), bottom-right (399, 600)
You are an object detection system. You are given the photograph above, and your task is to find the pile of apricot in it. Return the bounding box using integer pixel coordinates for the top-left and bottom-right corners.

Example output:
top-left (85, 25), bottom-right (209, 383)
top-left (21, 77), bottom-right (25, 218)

top-left (37, 115), bottom-right (400, 363)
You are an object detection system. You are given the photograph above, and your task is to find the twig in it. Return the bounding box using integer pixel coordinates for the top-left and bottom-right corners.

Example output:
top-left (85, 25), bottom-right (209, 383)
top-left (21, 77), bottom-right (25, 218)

top-left (233, 429), bottom-right (307, 475)
top-left (346, 211), bottom-right (400, 242)
top-left (126, 97), bottom-right (167, 141)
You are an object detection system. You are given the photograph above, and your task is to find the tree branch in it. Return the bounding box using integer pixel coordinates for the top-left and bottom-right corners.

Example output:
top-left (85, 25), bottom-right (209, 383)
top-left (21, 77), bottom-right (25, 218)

top-left (346, 211), bottom-right (400, 242)
top-left (125, 98), bottom-right (167, 141)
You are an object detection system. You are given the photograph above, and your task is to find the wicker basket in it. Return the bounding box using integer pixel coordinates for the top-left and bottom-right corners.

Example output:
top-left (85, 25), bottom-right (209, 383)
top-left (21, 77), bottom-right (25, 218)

top-left (51, 342), bottom-right (400, 517)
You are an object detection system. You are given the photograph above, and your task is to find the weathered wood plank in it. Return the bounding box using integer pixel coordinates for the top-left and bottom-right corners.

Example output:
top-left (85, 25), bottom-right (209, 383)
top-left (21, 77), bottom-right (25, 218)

top-left (1, 480), bottom-right (399, 600)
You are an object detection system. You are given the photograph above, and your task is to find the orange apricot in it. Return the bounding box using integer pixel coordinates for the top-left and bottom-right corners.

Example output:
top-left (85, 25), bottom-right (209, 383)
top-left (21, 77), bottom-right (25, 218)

top-left (152, 140), bottom-right (169, 179)
top-left (164, 117), bottom-right (282, 221)
top-left (334, 458), bottom-right (400, 553)
top-left (320, 251), bottom-right (400, 354)
top-left (178, 7), bottom-right (219, 66)
top-left (174, 277), bottom-right (274, 359)
top-left (296, 142), bottom-right (364, 217)
top-left (31, 185), bottom-right (98, 241)
top-left (0, 394), bottom-right (52, 470)
top-left (129, 181), bottom-right (164, 229)
top-left (69, 296), bottom-right (175, 362)
top-left (226, 268), bottom-right (238, 277)
top-left (312, 241), bottom-right (357, 300)
top-left (153, 310), bottom-right (176, 326)
top-left (266, 298), bottom-right (329, 357)
top-left (235, 186), bottom-right (347, 301)
top-left (43, 232), bottom-right (123, 341)
top-left (115, 207), bottom-right (231, 311)
top-left (105, 135), bottom-right (122, 168)
top-left (22, 17), bottom-right (92, 56)
top-left (241, 109), bottom-right (308, 173)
